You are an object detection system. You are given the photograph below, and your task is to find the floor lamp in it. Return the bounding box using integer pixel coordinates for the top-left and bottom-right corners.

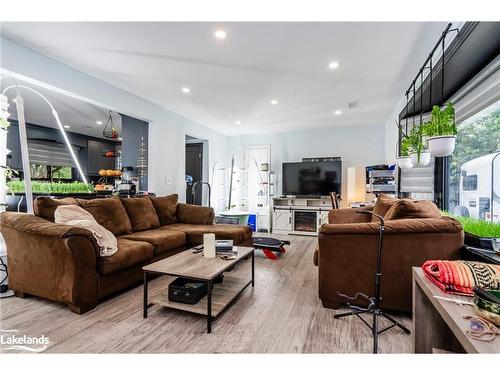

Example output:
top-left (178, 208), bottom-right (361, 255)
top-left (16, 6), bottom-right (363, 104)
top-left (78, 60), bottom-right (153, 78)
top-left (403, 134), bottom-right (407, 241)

top-left (334, 211), bottom-right (410, 353)
top-left (2, 80), bottom-right (89, 213)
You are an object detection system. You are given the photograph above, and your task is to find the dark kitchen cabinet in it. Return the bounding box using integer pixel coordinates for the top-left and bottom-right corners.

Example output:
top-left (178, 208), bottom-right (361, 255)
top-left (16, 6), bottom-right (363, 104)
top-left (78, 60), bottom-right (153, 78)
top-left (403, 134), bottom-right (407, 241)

top-left (87, 140), bottom-right (115, 175)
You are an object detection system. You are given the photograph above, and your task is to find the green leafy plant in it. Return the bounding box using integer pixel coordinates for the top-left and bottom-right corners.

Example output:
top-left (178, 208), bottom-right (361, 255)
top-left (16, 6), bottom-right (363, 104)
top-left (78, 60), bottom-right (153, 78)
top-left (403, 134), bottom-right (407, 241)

top-left (400, 136), bottom-right (411, 157)
top-left (0, 118), bottom-right (10, 130)
top-left (7, 181), bottom-right (94, 194)
top-left (396, 121), bottom-right (426, 162)
top-left (443, 212), bottom-right (500, 238)
top-left (423, 102), bottom-right (457, 137)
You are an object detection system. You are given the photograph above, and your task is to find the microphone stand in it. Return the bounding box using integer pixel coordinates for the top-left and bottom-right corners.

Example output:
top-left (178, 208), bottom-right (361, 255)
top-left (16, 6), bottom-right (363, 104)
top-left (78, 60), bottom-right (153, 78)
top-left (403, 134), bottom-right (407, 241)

top-left (333, 211), bottom-right (410, 353)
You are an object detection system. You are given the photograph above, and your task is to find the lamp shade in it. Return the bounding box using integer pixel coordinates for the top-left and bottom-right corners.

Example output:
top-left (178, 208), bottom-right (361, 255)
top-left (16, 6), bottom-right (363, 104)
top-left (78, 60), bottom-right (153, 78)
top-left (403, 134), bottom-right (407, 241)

top-left (347, 166), bottom-right (366, 204)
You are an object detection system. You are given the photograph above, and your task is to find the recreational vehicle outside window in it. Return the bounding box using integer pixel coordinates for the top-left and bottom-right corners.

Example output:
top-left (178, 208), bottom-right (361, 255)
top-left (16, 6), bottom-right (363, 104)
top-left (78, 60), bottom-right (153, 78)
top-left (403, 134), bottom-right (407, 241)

top-left (448, 100), bottom-right (500, 223)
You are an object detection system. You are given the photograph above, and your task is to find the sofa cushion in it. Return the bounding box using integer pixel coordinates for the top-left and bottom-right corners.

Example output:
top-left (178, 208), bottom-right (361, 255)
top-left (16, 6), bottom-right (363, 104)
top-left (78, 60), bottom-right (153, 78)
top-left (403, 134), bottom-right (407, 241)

top-left (384, 199), bottom-right (441, 221)
top-left (372, 194), bottom-right (397, 222)
top-left (176, 203), bottom-right (214, 225)
top-left (150, 194), bottom-right (178, 226)
top-left (120, 196), bottom-right (160, 232)
top-left (34, 196), bottom-right (79, 222)
top-left (98, 238), bottom-right (154, 275)
top-left (119, 227), bottom-right (186, 255)
top-left (78, 197), bottom-right (132, 236)
top-left (164, 223), bottom-right (252, 245)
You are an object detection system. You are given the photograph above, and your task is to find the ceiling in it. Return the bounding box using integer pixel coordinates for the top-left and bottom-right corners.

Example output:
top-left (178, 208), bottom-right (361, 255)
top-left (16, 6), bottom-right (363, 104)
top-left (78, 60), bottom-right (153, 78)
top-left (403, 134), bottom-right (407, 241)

top-left (1, 22), bottom-right (449, 135)
top-left (3, 80), bottom-right (122, 139)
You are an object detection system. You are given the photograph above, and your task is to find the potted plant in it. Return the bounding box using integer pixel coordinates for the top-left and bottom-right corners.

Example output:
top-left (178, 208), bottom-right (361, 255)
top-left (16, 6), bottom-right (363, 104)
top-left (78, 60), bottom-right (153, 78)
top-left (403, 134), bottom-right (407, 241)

top-left (450, 214), bottom-right (500, 251)
top-left (424, 102), bottom-right (457, 157)
top-left (396, 136), bottom-right (413, 169)
top-left (406, 126), bottom-right (430, 167)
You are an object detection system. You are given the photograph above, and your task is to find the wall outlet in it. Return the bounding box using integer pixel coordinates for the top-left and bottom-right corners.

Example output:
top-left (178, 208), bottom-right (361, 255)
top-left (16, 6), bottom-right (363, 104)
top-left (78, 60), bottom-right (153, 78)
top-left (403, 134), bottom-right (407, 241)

top-left (165, 177), bottom-right (172, 185)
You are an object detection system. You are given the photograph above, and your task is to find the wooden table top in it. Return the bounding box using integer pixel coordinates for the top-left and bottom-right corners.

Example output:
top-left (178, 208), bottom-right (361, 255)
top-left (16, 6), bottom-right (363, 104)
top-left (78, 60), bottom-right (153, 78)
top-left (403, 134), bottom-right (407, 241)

top-left (413, 267), bottom-right (500, 353)
top-left (143, 246), bottom-right (254, 281)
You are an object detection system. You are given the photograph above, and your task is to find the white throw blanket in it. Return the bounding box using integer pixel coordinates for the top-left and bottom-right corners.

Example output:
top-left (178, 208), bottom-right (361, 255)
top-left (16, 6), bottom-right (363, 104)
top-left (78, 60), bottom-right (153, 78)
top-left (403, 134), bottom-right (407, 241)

top-left (54, 205), bottom-right (118, 257)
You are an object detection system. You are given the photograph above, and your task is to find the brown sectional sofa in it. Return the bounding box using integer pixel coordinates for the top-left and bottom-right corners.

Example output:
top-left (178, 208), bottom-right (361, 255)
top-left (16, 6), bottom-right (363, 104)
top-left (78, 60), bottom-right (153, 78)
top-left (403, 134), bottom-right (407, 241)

top-left (315, 196), bottom-right (464, 313)
top-left (0, 194), bottom-right (252, 314)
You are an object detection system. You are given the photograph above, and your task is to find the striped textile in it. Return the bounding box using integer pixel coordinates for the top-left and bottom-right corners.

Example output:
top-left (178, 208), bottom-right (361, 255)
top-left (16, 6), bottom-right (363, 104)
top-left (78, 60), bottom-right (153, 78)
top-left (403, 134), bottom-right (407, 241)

top-left (422, 260), bottom-right (500, 295)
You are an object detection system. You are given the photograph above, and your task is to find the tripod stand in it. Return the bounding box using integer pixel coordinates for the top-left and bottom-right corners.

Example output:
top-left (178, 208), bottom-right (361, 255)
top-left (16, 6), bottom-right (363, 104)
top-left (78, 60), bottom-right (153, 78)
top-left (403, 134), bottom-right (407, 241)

top-left (333, 211), bottom-right (410, 353)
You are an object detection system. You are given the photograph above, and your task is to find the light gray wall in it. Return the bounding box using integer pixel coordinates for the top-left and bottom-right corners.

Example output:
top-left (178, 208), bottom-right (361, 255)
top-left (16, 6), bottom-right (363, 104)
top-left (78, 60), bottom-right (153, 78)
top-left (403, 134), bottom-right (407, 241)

top-left (229, 124), bottom-right (386, 202)
top-left (1, 37), bottom-right (230, 203)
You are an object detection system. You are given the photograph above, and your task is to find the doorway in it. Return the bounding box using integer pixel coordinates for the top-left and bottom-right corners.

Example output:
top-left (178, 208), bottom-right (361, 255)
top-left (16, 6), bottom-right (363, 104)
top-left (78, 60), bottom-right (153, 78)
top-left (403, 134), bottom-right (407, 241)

top-left (185, 138), bottom-right (204, 205)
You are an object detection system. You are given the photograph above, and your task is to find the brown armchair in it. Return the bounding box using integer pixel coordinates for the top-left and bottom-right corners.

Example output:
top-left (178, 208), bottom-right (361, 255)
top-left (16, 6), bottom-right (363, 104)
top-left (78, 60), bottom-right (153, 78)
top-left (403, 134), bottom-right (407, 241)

top-left (315, 206), bottom-right (463, 312)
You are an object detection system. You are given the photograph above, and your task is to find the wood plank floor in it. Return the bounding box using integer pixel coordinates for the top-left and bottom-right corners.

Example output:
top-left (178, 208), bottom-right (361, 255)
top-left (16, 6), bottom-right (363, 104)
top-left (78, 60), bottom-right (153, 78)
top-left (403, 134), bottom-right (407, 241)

top-left (0, 234), bottom-right (412, 353)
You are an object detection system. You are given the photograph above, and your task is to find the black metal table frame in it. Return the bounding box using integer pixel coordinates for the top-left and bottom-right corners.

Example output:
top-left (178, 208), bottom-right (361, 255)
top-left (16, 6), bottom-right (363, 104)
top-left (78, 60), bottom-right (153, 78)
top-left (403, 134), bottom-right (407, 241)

top-left (143, 250), bottom-right (254, 333)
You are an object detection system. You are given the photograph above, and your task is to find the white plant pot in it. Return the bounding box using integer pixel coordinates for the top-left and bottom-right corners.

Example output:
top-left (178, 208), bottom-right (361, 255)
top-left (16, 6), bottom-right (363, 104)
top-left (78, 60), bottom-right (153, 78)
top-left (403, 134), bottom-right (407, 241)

top-left (396, 156), bottom-right (413, 170)
top-left (427, 135), bottom-right (456, 157)
top-left (410, 151), bottom-right (431, 167)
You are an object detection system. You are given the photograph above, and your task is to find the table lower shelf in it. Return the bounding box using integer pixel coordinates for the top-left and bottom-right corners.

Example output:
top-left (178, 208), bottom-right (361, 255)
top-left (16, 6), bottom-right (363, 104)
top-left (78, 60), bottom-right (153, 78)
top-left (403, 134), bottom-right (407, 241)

top-left (150, 275), bottom-right (251, 318)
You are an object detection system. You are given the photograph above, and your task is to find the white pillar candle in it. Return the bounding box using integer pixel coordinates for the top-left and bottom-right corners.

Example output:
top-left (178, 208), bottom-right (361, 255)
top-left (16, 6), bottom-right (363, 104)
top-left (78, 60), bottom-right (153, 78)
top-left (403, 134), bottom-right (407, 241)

top-left (203, 233), bottom-right (216, 259)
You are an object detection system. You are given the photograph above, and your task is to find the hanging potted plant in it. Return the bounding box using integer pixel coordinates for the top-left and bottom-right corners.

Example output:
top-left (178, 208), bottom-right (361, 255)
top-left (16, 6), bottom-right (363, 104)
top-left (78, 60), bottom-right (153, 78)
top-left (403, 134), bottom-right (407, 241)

top-left (424, 102), bottom-right (457, 157)
top-left (396, 136), bottom-right (413, 170)
top-left (405, 125), bottom-right (430, 167)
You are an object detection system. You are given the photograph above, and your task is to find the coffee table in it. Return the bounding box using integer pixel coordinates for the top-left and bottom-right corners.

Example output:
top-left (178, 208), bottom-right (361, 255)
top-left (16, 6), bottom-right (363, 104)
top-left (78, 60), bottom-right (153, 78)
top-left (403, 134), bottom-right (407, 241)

top-left (142, 246), bottom-right (254, 333)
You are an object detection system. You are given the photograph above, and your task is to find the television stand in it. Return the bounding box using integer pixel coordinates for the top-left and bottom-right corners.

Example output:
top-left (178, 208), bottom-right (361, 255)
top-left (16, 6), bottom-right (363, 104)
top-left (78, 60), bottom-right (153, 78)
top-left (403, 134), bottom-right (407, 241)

top-left (272, 197), bottom-right (333, 236)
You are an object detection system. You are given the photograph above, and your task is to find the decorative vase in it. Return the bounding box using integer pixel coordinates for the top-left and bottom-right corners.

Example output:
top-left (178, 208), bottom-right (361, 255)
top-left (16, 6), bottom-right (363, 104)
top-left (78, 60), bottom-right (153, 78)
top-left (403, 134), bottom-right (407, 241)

top-left (410, 151), bottom-right (431, 167)
top-left (396, 156), bottom-right (413, 170)
top-left (427, 135), bottom-right (456, 157)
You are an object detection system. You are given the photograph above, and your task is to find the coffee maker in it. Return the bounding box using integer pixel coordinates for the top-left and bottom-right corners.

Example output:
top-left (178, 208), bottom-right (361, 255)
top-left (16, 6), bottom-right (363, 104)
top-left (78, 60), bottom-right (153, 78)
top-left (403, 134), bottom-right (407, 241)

top-left (115, 166), bottom-right (137, 195)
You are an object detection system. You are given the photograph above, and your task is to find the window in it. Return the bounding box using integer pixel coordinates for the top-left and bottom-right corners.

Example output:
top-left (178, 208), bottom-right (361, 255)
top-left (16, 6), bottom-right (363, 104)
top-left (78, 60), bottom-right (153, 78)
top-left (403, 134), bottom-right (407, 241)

top-left (30, 164), bottom-right (49, 179)
top-left (448, 100), bottom-right (500, 222)
top-left (462, 175), bottom-right (477, 191)
top-left (29, 164), bottom-right (73, 181)
top-left (51, 166), bottom-right (72, 180)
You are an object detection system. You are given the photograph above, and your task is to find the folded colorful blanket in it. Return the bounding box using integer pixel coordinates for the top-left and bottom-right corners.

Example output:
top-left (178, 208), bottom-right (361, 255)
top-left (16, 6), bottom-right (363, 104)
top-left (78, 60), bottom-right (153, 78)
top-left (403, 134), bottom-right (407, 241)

top-left (422, 260), bottom-right (500, 295)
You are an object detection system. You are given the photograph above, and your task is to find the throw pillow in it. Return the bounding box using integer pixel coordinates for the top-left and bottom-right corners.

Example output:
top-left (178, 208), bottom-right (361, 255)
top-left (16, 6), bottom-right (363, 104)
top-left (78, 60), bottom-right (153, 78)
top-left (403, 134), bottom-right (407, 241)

top-left (384, 199), bottom-right (441, 221)
top-left (150, 194), bottom-right (178, 226)
top-left (77, 196), bottom-right (132, 236)
top-left (372, 194), bottom-right (397, 222)
top-left (121, 196), bottom-right (160, 232)
top-left (33, 196), bottom-right (79, 222)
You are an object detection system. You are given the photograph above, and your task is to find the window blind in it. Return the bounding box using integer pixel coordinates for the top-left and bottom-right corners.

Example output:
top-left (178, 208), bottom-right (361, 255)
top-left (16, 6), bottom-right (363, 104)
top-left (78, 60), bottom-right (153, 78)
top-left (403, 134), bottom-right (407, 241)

top-left (28, 139), bottom-right (80, 167)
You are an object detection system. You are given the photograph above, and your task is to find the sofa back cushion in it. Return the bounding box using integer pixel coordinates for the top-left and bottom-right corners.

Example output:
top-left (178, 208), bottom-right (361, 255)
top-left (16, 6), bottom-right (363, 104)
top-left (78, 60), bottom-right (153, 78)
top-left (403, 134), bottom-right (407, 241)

top-left (176, 203), bottom-right (215, 225)
top-left (150, 194), bottom-right (178, 226)
top-left (372, 194), bottom-right (397, 222)
top-left (120, 196), bottom-right (160, 232)
top-left (33, 196), bottom-right (79, 222)
top-left (384, 199), bottom-right (441, 221)
top-left (77, 196), bottom-right (132, 236)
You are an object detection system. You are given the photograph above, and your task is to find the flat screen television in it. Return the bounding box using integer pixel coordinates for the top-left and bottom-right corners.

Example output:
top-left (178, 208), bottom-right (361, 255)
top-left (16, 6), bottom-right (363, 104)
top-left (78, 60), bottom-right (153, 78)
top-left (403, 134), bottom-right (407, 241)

top-left (282, 161), bottom-right (342, 197)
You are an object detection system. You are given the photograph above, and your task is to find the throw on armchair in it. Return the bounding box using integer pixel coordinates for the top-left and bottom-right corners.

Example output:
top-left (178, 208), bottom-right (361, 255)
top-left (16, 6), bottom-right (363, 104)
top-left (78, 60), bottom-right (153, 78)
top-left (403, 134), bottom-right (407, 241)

top-left (315, 196), bottom-right (464, 312)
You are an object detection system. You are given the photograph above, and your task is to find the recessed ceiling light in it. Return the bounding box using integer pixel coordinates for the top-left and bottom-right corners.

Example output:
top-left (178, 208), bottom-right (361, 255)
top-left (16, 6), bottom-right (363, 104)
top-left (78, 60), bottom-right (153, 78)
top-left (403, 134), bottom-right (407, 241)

top-left (63, 125), bottom-right (70, 129)
top-left (335, 109), bottom-right (342, 115)
top-left (96, 120), bottom-right (103, 125)
top-left (214, 30), bottom-right (227, 39)
top-left (181, 87), bottom-right (191, 94)
top-left (329, 61), bottom-right (340, 70)
top-left (235, 120), bottom-right (241, 125)
top-left (270, 99), bottom-right (278, 105)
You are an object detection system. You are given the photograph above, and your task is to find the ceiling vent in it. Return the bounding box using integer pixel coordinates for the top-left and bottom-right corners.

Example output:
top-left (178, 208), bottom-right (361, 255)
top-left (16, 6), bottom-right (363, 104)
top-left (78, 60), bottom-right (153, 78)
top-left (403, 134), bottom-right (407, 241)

top-left (348, 101), bottom-right (359, 109)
